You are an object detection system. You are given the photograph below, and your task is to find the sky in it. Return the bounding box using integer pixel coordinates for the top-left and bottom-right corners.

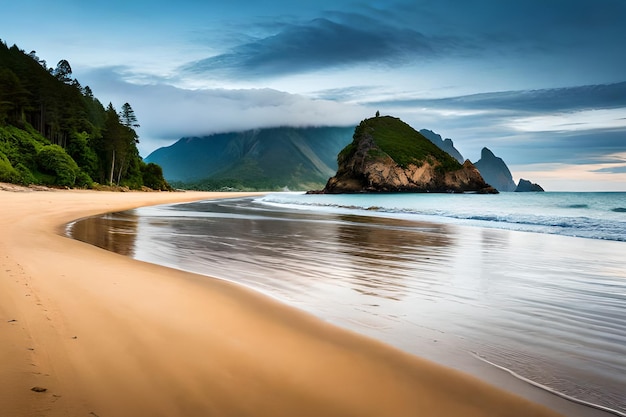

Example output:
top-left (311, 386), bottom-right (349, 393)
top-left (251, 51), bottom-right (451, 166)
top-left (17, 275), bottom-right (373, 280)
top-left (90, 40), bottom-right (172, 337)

top-left (1, 0), bottom-right (625, 190)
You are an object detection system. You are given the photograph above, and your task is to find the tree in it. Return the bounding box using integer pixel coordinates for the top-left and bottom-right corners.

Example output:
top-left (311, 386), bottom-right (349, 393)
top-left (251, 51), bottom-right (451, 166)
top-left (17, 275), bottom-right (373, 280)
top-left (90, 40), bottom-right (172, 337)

top-left (101, 102), bottom-right (141, 185)
top-left (101, 103), bottom-right (123, 184)
top-left (0, 40), bottom-right (166, 190)
top-left (119, 102), bottom-right (140, 129)
top-left (53, 59), bottom-right (72, 83)
top-left (116, 102), bottom-right (140, 183)
top-left (0, 68), bottom-right (28, 124)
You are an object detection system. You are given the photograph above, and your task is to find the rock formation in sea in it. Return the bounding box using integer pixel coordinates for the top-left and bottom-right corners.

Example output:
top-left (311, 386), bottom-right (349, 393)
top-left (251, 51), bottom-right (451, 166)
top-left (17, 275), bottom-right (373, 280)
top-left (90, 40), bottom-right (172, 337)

top-left (319, 116), bottom-right (498, 194)
top-left (515, 178), bottom-right (545, 192)
top-left (419, 129), bottom-right (465, 163)
top-left (473, 147), bottom-right (517, 192)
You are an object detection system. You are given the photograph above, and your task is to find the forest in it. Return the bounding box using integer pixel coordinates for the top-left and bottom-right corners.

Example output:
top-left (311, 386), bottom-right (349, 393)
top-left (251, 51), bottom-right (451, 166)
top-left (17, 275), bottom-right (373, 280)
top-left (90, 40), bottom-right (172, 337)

top-left (0, 40), bottom-right (170, 190)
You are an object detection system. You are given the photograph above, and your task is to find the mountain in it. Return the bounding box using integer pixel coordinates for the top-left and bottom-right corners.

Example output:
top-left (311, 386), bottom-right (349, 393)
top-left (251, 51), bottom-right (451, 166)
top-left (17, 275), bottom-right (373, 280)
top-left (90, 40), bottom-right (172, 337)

top-left (419, 129), bottom-right (465, 163)
top-left (319, 116), bottom-right (497, 194)
top-left (515, 178), bottom-right (545, 192)
top-left (473, 147), bottom-right (517, 192)
top-left (145, 126), bottom-right (354, 190)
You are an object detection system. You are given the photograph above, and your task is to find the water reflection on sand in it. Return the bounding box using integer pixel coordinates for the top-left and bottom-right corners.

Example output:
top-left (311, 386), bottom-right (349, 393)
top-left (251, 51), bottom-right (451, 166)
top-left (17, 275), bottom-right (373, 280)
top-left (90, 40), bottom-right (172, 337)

top-left (68, 197), bottom-right (626, 415)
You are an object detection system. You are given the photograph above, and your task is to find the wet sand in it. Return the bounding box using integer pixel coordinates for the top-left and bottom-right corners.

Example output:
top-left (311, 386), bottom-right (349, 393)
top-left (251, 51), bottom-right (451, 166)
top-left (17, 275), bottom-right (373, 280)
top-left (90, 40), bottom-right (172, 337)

top-left (1, 186), bottom-right (569, 416)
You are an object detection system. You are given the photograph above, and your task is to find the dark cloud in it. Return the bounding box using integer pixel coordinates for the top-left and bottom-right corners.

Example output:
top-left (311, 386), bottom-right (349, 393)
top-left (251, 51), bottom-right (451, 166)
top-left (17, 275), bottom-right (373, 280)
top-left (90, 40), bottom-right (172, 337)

top-left (182, 16), bottom-right (458, 78)
top-left (369, 82), bottom-right (626, 114)
top-left (505, 130), bottom-right (626, 164)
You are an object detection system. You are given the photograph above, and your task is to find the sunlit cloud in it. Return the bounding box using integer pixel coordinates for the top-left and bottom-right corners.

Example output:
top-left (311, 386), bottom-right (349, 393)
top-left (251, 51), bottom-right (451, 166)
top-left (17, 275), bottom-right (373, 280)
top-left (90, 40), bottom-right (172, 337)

top-left (511, 162), bottom-right (626, 191)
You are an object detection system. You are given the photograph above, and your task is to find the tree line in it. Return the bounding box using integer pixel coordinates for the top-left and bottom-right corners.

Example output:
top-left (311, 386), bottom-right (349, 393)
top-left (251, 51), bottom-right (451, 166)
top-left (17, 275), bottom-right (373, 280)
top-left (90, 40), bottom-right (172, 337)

top-left (0, 40), bottom-right (170, 190)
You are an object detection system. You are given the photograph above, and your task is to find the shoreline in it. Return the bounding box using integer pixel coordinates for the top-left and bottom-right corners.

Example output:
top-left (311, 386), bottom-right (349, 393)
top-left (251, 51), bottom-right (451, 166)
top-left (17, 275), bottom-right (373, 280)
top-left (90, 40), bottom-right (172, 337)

top-left (0, 187), bottom-right (592, 416)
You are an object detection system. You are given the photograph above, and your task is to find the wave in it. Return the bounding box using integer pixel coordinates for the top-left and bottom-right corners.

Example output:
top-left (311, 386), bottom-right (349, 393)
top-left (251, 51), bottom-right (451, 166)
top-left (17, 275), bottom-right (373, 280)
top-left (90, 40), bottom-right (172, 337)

top-left (470, 352), bottom-right (626, 417)
top-left (258, 194), bottom-right (626, 242)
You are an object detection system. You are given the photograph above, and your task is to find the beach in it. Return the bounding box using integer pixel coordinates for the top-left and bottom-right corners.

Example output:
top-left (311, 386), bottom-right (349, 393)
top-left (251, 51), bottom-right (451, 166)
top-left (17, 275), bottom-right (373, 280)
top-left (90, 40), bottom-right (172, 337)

top-left (0, 186), bottom-right (586, 416)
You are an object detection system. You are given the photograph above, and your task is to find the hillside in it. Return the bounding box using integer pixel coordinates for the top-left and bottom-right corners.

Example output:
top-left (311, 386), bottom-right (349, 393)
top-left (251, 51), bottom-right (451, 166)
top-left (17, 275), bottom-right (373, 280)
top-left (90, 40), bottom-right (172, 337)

top-left (321, 116), bottom-right (497, 193)
top-left (0, 40), bottom-right (169, 190)
top-left (145, 126), bottom-right (354, 190)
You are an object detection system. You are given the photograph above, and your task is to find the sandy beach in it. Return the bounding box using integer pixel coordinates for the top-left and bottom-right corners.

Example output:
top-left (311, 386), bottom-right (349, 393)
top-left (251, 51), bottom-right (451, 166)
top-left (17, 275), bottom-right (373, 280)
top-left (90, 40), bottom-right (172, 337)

top-left (0, 186), bottom-right (566, 417)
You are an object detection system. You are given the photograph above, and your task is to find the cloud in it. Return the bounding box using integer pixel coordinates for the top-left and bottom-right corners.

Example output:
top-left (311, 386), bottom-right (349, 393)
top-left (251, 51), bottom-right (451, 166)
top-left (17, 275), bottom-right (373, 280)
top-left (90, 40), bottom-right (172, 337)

top-left (593, 166), bottom-right (626, 174)
top-left (182, 15), bottom-right (459, 79)
top-left (508, 109), bottom-right (626, 133)
top-left (591, 152), bottom-right (626, 173)
top-left (367, 82), bottom-right (626, 114)
top-left (82, 67), bottom-right (366, 156)
top-left (511, 162), bottom-right (626, 192)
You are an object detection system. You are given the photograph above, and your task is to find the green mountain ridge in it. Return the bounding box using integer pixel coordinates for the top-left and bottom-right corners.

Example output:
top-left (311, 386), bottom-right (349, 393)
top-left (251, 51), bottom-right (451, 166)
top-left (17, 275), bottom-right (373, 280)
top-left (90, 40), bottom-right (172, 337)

top-left (145, 126), bottom-right (354, 190)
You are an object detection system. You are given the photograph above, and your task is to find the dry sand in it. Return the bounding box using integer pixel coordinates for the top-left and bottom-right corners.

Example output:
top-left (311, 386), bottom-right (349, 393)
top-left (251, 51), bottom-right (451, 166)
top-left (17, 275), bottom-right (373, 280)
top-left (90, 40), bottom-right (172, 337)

top-left (0, 186), bottom-right (566, 417)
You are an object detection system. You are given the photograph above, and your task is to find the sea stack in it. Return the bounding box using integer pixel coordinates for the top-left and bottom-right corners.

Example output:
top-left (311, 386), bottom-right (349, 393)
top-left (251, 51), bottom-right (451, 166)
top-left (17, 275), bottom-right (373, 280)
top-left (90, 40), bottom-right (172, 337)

top-left (515, 178), bottom-right (545, 192)
top-left (320, 116), bottom-right (497, 194)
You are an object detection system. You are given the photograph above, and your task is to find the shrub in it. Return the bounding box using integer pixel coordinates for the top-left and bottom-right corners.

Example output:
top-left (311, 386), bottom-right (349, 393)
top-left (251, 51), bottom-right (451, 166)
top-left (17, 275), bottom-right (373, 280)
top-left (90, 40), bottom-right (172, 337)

top-left (15, 162), bottom-right (36, 185)
top-left (0, 152), bottom-right (20, 183)
top-left (37, 144), bottom-right (80, 186)
top-left (74, 170), bottom-right (94, 188)
top-left (141, 162), bottom-right (172, 191)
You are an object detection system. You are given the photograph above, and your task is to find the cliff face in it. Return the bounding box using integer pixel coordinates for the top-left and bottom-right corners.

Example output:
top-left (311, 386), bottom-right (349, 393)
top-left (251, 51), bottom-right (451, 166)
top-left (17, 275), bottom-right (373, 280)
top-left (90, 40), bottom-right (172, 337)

top-left (321, 116), bottom-right (497, 194)
top-left (473, 147), bottom-right (517, 192)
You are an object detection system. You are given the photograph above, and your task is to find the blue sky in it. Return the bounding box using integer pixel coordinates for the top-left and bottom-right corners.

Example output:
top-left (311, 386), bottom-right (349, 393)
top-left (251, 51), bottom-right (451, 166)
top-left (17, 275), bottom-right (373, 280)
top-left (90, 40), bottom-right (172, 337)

top-left (2, 0), bottom-right (625, 190)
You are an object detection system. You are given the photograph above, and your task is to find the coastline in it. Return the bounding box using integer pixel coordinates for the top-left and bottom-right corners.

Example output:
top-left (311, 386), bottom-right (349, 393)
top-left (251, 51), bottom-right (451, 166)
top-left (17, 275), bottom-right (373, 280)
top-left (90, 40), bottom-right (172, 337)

top-left (0, 187), bottom-right (583, 416)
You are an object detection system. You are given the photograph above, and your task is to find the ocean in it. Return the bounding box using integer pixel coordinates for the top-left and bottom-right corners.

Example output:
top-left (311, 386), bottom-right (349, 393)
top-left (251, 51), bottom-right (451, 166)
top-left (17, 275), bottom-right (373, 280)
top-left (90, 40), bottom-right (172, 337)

top-left (68, 192), bottom-right (626, 415)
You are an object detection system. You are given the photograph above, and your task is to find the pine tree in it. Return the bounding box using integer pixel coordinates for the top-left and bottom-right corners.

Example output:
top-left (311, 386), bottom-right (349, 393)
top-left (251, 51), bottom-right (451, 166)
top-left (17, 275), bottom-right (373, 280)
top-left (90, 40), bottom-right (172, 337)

top-left (119, 102), bottom-right (140, 129)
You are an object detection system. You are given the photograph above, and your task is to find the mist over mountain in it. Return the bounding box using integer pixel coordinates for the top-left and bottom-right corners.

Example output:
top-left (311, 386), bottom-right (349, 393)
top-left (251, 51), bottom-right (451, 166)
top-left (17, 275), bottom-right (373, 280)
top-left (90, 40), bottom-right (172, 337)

top-left (146, 121), bottom-right (544, 192)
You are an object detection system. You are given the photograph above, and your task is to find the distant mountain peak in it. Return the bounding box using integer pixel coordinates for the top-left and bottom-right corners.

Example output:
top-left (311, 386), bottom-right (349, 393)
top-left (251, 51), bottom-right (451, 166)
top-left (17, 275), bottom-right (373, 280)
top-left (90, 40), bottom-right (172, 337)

top-left (480, 147), bottom-right (496, 159)
top-left (419, 129), bottom-right (465, 163)
top-left (473, 147), bottom-right (517, 192)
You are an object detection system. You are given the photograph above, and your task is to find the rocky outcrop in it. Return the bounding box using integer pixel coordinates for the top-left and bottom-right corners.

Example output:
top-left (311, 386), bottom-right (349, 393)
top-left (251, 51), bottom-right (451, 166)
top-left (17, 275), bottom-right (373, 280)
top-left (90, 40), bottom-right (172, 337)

top-left (515, 178), bottom-right (545, 192)
top-left (319, 116), bottom-right (497, 194)
top-left (473, 147), bottom-right (517, 192)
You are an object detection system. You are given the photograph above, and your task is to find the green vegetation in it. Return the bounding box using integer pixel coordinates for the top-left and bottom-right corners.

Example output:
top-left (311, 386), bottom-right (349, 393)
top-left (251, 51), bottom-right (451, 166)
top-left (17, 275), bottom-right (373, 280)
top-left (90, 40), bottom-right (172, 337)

top-left (0, 40), bottom-right (170, 190)
top-left (341, 116), bottom-right (462, 172)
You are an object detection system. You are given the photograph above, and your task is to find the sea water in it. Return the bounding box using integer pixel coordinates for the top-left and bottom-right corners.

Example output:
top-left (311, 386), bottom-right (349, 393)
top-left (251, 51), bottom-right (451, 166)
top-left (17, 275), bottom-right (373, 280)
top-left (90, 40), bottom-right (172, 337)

top-left (259, 192), bottom-right (626, 242)
top-left (68, 192), bottom-right (626, 415)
